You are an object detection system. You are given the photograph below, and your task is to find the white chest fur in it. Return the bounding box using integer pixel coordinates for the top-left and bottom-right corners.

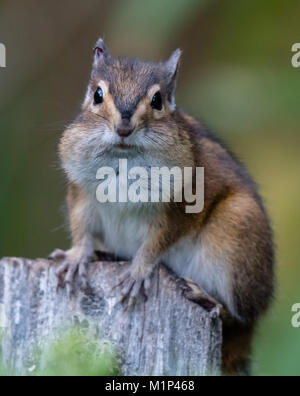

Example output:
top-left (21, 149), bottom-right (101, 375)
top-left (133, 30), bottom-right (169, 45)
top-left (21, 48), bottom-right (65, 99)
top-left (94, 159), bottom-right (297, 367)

top-left (95, 201), bottom-right (154, 260)
top-left (92, 200), bottom-right (232, 313)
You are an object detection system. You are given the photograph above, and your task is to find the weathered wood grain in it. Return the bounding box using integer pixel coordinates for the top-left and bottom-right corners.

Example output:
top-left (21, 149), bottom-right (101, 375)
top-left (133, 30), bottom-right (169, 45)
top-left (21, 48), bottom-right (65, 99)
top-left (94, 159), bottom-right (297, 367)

top-left (0, 256), bottom-right (222, 376)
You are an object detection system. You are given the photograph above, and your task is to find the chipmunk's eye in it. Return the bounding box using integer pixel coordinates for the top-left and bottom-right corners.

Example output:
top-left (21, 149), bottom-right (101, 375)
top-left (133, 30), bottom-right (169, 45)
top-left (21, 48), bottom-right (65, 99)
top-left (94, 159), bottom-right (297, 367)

top-left (94, 87), bottom-right (104, 105)
top-left (151, 91), bottom-right (163, 111)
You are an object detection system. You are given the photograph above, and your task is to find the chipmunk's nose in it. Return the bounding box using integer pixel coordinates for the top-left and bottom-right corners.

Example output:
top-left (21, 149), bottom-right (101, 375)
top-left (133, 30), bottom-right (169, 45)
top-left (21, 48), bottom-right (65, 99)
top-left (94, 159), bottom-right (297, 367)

top-left (116, 119), bottom-right (133, 138)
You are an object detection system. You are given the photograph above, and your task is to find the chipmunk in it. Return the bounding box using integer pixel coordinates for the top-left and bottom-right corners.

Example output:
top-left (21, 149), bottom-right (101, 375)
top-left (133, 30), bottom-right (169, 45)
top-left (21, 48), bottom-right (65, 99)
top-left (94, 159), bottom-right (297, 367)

top-left (50, 38), bottom-right (275, 376)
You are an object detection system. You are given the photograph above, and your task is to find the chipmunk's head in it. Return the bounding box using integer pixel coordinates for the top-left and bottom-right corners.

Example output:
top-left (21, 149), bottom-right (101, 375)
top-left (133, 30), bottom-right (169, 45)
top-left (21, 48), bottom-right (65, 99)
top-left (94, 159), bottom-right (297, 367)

top-left (82, 38), bottom-right (181, 144)
top-left (84, 38), bottom-right (181, 142)
top-left (60, 39), bottom-right (187, 184)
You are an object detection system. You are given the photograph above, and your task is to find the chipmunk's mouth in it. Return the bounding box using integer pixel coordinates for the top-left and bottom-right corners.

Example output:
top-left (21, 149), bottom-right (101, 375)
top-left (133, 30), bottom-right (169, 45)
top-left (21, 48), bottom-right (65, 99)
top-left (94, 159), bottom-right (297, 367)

top-left (103, 131), bottom-right (143, 152)
top-left (114, 142), bottom-right (136, 150)
top-left (113, 136), bottom-right (139, 151)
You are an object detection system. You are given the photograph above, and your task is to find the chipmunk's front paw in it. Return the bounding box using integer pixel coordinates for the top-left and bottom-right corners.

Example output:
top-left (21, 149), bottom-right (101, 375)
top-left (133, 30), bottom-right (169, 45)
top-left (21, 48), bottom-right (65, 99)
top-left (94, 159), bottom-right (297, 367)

top-left (49, 248), bottom-right (91, 295)
top-left (114, 264), bottom-right (154, 306)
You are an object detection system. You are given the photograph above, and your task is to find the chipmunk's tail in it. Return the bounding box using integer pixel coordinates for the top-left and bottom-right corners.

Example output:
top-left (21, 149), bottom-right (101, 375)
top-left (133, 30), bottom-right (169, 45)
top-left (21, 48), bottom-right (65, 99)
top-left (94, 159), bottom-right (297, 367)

top-left (222, 322), bottom-right (255, 376)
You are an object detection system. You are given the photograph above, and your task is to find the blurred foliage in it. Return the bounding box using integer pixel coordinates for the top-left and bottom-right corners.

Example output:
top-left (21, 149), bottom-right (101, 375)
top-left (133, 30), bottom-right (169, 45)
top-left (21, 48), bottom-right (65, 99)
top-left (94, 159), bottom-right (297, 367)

top-left (0, 0), bottom-right (299, 376)
top-left (35, 326), bottom-right (120, 377)
top-left (0, 326), bottom-right (120, 376)
top-left (0, 331), bottom-right (13, 376)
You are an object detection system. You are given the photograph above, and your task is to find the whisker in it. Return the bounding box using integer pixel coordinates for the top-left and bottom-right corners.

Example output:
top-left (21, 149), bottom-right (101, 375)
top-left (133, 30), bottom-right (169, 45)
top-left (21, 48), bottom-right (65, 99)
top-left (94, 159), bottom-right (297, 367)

top-left (152, 129), bottom-right (175, 139)
top-left (87, 111), bottom-right (110, 123)
top-left (144, 135), bottom-right (165, 149)
top-left (147, 132), bottom-right (172, 145)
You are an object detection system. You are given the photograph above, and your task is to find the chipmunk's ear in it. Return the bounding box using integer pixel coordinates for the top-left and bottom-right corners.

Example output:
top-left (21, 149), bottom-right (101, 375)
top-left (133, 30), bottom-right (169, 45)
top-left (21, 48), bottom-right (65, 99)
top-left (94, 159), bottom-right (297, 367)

top-left (165, 49), bottom-right (182, 109)
top-left (93, 38), bottom-right (110, 66)
top-left (165, 49), bottom-right (182, 80)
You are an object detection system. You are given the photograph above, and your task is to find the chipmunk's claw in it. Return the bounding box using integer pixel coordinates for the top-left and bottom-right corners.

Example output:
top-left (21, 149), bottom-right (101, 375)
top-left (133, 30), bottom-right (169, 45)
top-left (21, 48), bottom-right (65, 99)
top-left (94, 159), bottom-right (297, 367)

top-left (49, 249), bottom-right (89, 294)
top-left (55, 261), bottom-right (69, 289)
top-left (55, 260), bottom-right (88, 295)
top-left (114, 269), bottom-right (151, 306)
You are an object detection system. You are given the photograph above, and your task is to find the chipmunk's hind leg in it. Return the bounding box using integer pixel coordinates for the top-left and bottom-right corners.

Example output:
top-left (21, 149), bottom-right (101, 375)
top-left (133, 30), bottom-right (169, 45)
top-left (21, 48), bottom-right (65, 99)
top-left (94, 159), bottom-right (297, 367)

top-left (182, 278), bottom-right (223, 313)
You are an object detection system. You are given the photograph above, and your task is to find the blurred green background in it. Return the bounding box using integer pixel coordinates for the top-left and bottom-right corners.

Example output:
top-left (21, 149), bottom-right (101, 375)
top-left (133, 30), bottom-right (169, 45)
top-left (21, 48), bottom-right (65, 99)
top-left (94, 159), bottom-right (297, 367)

top-left (0, 0), bottom-right (299, 376)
